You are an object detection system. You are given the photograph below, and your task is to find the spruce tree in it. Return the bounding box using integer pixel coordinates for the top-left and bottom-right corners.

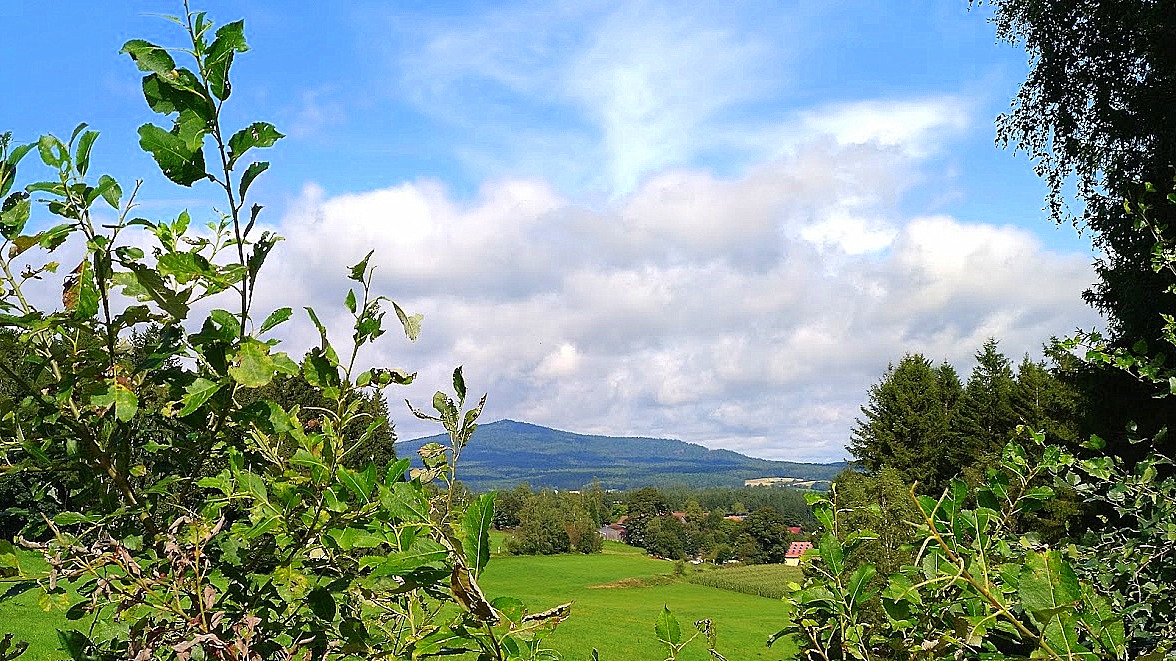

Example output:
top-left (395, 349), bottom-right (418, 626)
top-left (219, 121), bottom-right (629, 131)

top-left (1011, 355), bottom-right (1080, 446)
top-left (950, 339), bottom-right (1017, 467)
top-left (849, 353), bottom-right (960, 492)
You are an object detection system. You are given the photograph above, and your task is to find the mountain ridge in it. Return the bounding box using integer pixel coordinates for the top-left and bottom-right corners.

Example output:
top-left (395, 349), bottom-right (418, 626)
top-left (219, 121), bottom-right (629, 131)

top-left (397, 419), bottom-right (848, 491)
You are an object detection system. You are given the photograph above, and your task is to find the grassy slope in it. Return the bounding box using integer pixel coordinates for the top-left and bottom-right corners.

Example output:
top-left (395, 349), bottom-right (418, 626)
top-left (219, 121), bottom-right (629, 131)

top-left (479, 541), bottom-right (797, 661)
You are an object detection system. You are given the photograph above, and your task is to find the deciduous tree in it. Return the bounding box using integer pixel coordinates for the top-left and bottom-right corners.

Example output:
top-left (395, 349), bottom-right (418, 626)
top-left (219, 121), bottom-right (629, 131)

top-left (979, 0), bottom-right (1176, 457)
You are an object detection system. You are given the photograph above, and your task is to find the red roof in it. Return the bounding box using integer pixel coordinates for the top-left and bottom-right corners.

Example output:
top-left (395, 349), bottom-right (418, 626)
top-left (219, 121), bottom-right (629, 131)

top-left (787, 526), bottom-right (802, 535)
top-left (785, 541), bottom-right (814, 558)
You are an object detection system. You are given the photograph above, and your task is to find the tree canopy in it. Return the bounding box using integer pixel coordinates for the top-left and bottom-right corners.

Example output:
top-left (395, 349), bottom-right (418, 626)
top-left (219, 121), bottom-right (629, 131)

top-left (981, 0), bottom-right (1176, 455)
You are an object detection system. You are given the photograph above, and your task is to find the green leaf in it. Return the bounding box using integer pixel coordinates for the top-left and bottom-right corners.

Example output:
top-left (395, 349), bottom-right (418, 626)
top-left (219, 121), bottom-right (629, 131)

top-left (845, 564), bottom-right (877, 608)
top-left (1079, 584), bottom-right (1125, 657)
top-left (1, 143), bottom-right (35, 198)
top-left (350, 250), bottom-right (375, 282)
top-left (74, 130), bottom-right (99, 176)
top-left (21, 439), bottom-right (51, 465)
top-left (307, 587), bottom-right (336, 621)
top-left (432, 391), bottom-right (457, 422)
top-left (818, 532), bottom-right (844, 575)
top-left (1018, 550), bottom-right (1081, 620)
top-left (236, 469), bottom-right (268, 503)
top-left (53, 512), bottom-right (94, 526)
top-left (120, 263), bottom-right (190, 319)
top-left (462, 492), bottom-right (495, 577)
top-left (655, 605), bottom-right (682, 647)
top-left (38, 135), bottom-right (66, 167)
top-left (246, 231), bottom-right (281, 286)
top-left (63, 258), bottom-right (99, 319)
top-left (365, 539), bottom-right (447, 578)
top-left (453, 366), bottom-right (467, 401)
top-left (140, 69), bottom-right (214, 120)
top-left (227, 122), bottom-right (283, 167)
top-left (229, 339), bottom-right (278, 388)
top-left (303, 351), bottom-right (341, 395)
top-left (1, 192), bottom-right (31, 240)
top-left (209, 309), bottom-right (242, 337)
top-left (138, 122), bottom-right (206, 186)
top-left (393, 301), bottom-right (422, 341)
top-left (95, 175), bottom-right (122, 209)
top-left (179, 378), bottom-right (222, 417)
top-left (491, 596), bottom-right (525, 624)
top-left (205, 20), bottom-right (248, 100)
top-left (337, 466), bottom-right (373, 504)
top-left (0, 540), bottom-right (22, 579)
top-left (91, 383), bottom-right (138, 422)
top-left (39, 223), bottom-right (73, 250)
top-left (56, 629), bottom-right (94, 661)
top-left (238, 160), bottom-right (269, 200)
top-left (381, 481), bottom-right (431, 522)
top-left (259, 307), bottom-right (292, 334)
top-left (158, 250), bottom-right (210, 284)
top-left (345, 289), bottom-right (357, 314)
top-left (1042, 614), bottom-right (1088, 659)
top-left (242, 515), bottom-right (279, 540)
top-left (121, 39), bottom-right (177, 76)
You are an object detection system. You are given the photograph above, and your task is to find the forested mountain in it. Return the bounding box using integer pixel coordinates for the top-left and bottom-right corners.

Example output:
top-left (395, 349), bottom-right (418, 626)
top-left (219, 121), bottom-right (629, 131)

top-left (398, 420), bottom-right (846, 491)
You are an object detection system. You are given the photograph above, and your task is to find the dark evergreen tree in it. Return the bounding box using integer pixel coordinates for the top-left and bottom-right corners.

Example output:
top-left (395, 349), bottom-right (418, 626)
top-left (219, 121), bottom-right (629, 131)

top-left (1011, 354), bottom-right (1080, 445)
top-left (848, 353), bottom-right (960, 492)
top-left (950, 338), bottom-right (1017, 468)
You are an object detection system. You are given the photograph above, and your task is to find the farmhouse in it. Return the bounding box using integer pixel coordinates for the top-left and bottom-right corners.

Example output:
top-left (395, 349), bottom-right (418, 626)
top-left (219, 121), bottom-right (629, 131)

top-left (784, 541), bottom-right (814, 566)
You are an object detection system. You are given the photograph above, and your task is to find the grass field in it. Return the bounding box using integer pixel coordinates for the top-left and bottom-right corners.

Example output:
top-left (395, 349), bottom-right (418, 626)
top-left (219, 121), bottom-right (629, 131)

top-left (479, 541), bottom-right (796, 660)
top-left (685, 562), bottom-right (804, 599)
top-left (1, 540), bottom-right (797, 660)
top-left (1, 552), bottom-right (75, 661)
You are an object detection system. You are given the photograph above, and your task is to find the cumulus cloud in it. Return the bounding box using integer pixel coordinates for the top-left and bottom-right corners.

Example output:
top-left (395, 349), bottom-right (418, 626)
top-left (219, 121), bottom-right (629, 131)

top-left (253, 134), bottom-right (1100, 462)
top-left (236, 1), bottom-right (1099, 462)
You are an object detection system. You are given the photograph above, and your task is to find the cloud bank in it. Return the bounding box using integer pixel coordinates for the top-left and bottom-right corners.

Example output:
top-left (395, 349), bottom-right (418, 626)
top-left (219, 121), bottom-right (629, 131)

top-left (246, 1), bottom-right (1099, 462)
top-left (254, 128), bottom-right (1099, 462)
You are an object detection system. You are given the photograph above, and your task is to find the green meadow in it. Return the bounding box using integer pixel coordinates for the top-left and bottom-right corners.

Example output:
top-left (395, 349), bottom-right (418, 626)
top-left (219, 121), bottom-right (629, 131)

top-left (1, 540), bottom-right (797, 660)
top-left (479, 541), bottom-right (797, 661)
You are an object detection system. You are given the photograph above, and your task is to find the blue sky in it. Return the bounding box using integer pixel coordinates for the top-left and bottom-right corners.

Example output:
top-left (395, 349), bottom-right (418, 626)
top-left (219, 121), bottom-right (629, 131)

top-left (2, 2), bottom-right (1103, 461)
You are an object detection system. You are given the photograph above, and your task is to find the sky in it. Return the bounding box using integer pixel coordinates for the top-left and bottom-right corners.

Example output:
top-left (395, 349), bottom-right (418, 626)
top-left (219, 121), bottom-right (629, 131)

top-left (2, 2), bottom-right (1105, 461)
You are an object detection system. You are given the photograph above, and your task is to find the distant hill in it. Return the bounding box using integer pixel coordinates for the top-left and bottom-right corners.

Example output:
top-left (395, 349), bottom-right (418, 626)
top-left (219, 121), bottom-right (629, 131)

top-left (397, 420), bottom-right (848, 491)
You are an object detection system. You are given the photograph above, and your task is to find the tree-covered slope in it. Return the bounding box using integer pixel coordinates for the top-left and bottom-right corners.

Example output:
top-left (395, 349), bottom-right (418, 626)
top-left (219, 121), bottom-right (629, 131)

top-left (398, 420), bottom-right (847, 491)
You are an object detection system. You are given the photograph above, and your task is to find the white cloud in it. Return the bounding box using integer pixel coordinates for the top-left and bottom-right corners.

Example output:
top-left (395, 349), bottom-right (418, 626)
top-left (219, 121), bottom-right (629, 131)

top-left (396, 2), bottom-right (800, 195)
top-left (255, 136), bottom-right (1100, 462)
top-left (796, 98), bottom-right (971, 157)
top-left (393, 2), bottom-right (972, 198)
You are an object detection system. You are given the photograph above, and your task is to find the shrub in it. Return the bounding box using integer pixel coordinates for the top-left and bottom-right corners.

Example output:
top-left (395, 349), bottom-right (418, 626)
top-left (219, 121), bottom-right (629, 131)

top-left (0, 8), bottom-right (571, 660)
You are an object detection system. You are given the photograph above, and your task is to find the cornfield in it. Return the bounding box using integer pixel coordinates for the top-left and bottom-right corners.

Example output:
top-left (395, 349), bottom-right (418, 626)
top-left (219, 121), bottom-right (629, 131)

top-left (686, 563), bottom-right (804, 599)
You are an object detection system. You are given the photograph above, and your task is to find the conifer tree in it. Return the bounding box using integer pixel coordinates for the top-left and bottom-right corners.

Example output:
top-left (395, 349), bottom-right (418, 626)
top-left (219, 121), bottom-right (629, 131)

top-left (950, 338), bottom-right (1017, 467)
top-left (1011, 355), bottom-right (1080, 446)
top-left (848, 353), bottom-right (960, 492)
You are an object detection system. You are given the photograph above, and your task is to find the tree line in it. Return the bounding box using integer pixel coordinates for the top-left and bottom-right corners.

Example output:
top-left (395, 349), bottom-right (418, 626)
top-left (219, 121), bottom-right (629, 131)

top-left (492, 480), bottom-right (815, 564)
